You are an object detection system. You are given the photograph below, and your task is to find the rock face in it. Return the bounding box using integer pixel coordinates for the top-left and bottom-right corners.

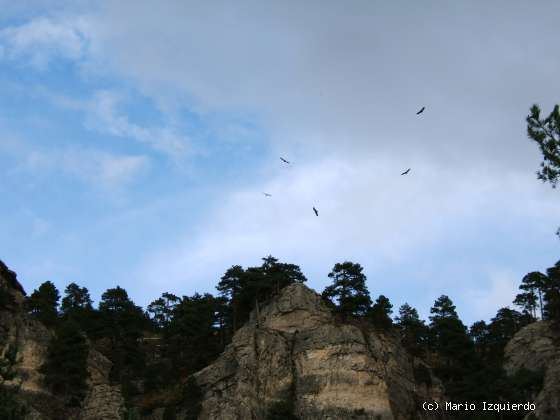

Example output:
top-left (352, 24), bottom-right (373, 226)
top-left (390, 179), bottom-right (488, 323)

top-left (504, 321), bottom-right (560, 420)
top-left (0, 260), bottom-right (125, 420)
top-left (195, 284), bottom-right (445, 420)
top-left (79, 346), bottom-right (126, 420)
top-left (0, 260), bottom-right (62, 419)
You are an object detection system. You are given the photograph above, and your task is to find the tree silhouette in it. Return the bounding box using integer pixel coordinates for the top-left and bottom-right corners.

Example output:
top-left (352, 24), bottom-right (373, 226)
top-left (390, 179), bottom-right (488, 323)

top-left (41, 319), bottom-right (89, 406)
top-left (61, 283), bottom-right (93, 314)
top-left (428, 295), bottom-right (475, 398)
top-left (322, 262), bottom-right (372, 318)
top-left (369, 295), bottom-right (393, 330)
top-left (527, 104), bottom-right (560, 187)
top-left (217, 265), bottom-right (245, 332)
top-left (395, 303), bottom-right (430, 356)
top-left (165, 293), bottom-right (222, 376)
top-left (544, 261), bottom-right (560, 321)
top-left (513, 272), bottom-right (547, 319)
top-left (98, 286), bottom-right (147, 389)
top-left (25, 281), bottom-right (60, 327)
top-left (147, 292), bottom-right (180, 329)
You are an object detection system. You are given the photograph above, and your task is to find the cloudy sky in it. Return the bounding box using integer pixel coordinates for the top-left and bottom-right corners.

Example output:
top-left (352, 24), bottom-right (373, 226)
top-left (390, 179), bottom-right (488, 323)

top-left (1, 0), bottom-right (559, 325)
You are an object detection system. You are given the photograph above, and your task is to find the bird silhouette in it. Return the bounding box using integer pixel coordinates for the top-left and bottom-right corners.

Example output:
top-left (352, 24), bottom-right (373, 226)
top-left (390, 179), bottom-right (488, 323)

top-left (416, 106), bottom-right (425, 115)
top-left (263, 192), bottom-right (272, 197)
top-left (280, 157), bottom-right (290, 164)
top-left (313, 207), bottom-right (319, 216)
top-left (401, 168), bottom-right (411, 175)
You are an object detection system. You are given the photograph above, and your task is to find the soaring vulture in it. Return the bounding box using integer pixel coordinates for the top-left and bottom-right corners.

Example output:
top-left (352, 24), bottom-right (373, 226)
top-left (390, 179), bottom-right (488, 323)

top-left (280, 157), bottom-right (290, 164)
top-left (313, 207), bottom-right (319, 216)
top-left (401, 168), bottom-right (411, 175)
top-left (416, 106), bottom-right (425, 115)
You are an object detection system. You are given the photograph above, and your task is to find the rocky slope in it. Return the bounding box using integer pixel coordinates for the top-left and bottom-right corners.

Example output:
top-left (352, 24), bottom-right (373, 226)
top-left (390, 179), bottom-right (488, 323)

top-left (504, 320), bottom-right (560, 420)
top-left (0, 261), bottom-right (125, 420)
top-left (194, 283), bottom-right (446, 420)
top-left (1, 266), bottom-right (447, 419)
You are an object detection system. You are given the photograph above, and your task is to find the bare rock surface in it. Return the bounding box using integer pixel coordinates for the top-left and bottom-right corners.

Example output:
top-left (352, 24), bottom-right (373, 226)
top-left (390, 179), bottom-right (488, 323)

top-left (1, 260), bottom-right (125, 420)
top-left (504, 321), bottom-right (560, 420)
top-left (195, 283), bottom-right (445, 420)
top-left (79, 347), bottom-right (126, 420)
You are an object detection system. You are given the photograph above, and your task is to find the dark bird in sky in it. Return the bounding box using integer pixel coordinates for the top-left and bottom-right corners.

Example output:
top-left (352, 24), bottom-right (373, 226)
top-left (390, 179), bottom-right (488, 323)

top-left (280, 157), bottom-right (290, 164)
top-left (416, 106), bottom-right (425, 115)
top-left (313, 207), bottom-right (319, 216)
top-left (263, 192), bottom-right (272, 197)
top-left (401, 168), bottom-right (411, 175)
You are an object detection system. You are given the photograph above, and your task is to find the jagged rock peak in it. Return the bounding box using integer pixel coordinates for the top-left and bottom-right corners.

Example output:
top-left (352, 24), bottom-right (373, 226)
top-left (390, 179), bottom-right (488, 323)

top-left (195, 283), bottom-right (445, 420)
top-left (249, 283), bottom-right (333, 333)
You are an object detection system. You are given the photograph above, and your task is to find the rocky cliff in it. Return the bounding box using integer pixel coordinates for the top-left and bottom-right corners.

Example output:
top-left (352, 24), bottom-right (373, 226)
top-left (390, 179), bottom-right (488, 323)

top-left (504, 320), bottom-right (560, 420)
top-left (194, 283), bottom-right (446, 420)
top-left (4, 270), bottom-right (447, 420)
top-left (0, 261), bottom-right (125, 420)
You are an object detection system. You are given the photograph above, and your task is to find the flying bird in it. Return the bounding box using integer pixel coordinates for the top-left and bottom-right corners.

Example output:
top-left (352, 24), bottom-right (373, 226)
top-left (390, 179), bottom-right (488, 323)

top-left (280, 157), bottom-right (290, 164)
top-left (416, 106), bottom-right (425, 115)
top-left (263, 192), bottom-right (272, 197)
top-left (401, 168), bottom-right (411, 175)
top-left (313, 207), bottom-right (319, 216)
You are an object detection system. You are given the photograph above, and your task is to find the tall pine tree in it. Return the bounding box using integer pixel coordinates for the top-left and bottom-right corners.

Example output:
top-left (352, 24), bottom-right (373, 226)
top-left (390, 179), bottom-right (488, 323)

top-left (322, 262), bottom-right (372, 318)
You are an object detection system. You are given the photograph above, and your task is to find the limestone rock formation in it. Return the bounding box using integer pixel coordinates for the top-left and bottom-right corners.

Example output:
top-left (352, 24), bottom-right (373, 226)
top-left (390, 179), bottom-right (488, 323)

top-left (504, 320), bottom-right (560, 420)
top-left (195, 283), bottom-right (445, 420)
top-left (79, 346), bottom-right (126, 420)
top-left (0, 260), bottom-right (125, 420)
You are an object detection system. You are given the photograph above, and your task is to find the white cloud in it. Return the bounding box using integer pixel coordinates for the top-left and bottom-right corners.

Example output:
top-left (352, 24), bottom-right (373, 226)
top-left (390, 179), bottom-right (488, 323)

top-left (0, 16), bottom-right (89, 69)
top-left (61, 149), bottom-right (150, 188)
top-left (86, 90), bottom-right (190, 158)
top-left (3, 2), bottom-right (560, 322)
top-left (76, 1), bottom-right (560, 168)
top-left (10, 140), bottom-right (150, 189)
top-left (136, 153), bottom-right (559, 303)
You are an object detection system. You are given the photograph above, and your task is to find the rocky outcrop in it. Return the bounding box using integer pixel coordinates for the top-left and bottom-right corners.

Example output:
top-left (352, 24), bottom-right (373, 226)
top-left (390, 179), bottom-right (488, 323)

top-left (504, 321), bottom-right (560, 420)
top-left (195, 283), bottom-right (445, 420)
top-left (0, 260), bottom-right (125, 420)
top-left (0, 260), bottom-right (63, 419)
top-left (79, 347), bottom-right (126, 420)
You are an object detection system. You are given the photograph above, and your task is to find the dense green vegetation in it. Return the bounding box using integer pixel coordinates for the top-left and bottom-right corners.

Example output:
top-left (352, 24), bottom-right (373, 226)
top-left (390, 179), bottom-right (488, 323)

top-left (41, 320), bottom-right (89, 406)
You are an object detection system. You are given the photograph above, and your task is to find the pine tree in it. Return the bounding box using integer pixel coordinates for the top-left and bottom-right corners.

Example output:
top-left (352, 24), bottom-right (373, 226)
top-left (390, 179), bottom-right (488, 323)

top-left (98, 286), bottom-right (147, 386)
top-left (217, 265), bottom-right (245, 332)
top-left (428, 295), bottom-right (475, 398)
top-left (526, 104), bottom-right (560, 187)
top-left (429, 295), bottom-right (458, 322)
top-left (322, 262), bottom-right (372, 318)
top-left (60, 282), bottom-right (96, 333)
top-left (41, 320), bottom-right (89, 406)
top-left (514, 272), bottom-right (547, 319)
top-left (544, 261), bottom-right (560, 321)
top-left (484, 307), bottom-right (531, 366)
top-left (61, 283), bottom-right (93, 314)
top-left (369, 295), bottom-right (393, 330)
top-left (165, 293), bottom-right (222, 376)
top-left (395, 303), bottom-right (430, 356)
top-left (25, 281), bottom-right (60, 327)
top-left (147, 292), bottom-right (180, 329)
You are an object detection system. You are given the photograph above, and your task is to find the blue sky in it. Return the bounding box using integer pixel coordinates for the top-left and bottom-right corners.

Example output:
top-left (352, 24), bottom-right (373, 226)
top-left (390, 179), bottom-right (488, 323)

top-left (1, 1), bottom-right (559, 326)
